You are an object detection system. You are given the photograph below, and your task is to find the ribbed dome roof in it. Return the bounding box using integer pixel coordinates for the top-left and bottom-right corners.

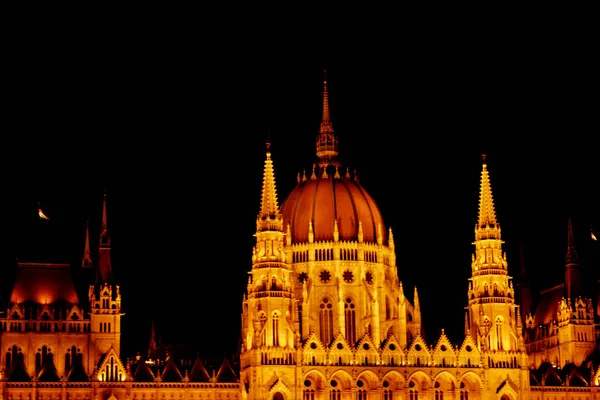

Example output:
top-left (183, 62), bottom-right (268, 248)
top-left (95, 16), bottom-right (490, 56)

top-left (280, 173), bottom-right (386, 244)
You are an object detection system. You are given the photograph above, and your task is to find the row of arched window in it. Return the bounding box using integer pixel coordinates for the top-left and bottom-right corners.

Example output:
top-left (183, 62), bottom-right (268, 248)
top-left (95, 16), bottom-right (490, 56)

top-left (1, 321), bottom-right (90, 333)
top-left (5, 345), bottom-right (83, 373)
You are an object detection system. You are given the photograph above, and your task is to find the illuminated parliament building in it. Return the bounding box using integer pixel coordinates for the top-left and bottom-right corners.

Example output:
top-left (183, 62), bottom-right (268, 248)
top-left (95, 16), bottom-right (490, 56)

top-left (1, 77), bottom-right (599, 399)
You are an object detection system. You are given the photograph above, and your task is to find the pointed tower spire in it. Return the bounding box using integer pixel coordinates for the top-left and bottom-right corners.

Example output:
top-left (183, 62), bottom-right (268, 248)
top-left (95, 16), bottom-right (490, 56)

top-left (316, 69), bottom-right (339, 168)
top-left (413, 286), bottom-right (420, 312)
top-left (148, 320), bottom-right (157, 358)
top-left (468, 155), bottom-right (519, 352)
top-left (517, 241), bottom-right (532, 322)
top-left (477, 154), bottom-right (498, 231)
top-left (257, 141), bottom-right (283, 233)
top-left (82, 221), bottom-right (92, 269)
top-left (97, 190), bottom-right (112, 283)
top-left (565, 215), bottom-right (580, 299)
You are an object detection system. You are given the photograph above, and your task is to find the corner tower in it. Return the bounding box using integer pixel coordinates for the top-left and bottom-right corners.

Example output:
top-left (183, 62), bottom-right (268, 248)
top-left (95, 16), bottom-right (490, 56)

top-left (88, 191), bottom-right (123, 375)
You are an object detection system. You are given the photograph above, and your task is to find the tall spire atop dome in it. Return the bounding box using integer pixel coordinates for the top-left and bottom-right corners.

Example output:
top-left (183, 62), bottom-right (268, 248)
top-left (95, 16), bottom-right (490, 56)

top-left (316, 69), bottom-right (339, 167)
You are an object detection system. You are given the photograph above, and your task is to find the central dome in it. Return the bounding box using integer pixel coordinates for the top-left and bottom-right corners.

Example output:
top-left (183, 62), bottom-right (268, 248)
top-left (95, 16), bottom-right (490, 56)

top-left (280, 172), bottom-right (386, 244)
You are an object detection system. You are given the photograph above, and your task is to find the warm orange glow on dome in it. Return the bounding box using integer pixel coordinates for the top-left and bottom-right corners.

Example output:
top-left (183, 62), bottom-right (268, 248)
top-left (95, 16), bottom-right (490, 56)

top-left (280, 176), bottom-right (386, 244)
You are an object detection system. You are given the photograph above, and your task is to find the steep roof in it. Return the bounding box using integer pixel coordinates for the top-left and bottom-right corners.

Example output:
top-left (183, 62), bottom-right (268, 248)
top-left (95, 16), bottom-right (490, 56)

top-left (67, 355), bottom-right (89, 382)
top-left (37, 354), bottom-right (60, 382)
top-left (161, 357), bottom-right (183, 382)
top-left (132, 358), bottom-right (156, 382)
top-left (10, 262), bottom-right (79, 305)
top-left (216, 357), bottom-right (238, 383)
top-left (533, 284), bottom-right (564, 326)
top-left (189, 356), bottom-right (211, 382)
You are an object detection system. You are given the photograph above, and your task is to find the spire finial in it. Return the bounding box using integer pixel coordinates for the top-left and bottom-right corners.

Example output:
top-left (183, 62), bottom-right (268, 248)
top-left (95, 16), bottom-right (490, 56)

top-left (476, 156), bottom-right (498, 229)
top-left (257, 143), bottom-right (282, 233)
top-left (316, 71), bottom-right (339, 167)
top-left (482, 153), bottom-right (487, 163)
top-left (266, 129), bottom-right (272, 150)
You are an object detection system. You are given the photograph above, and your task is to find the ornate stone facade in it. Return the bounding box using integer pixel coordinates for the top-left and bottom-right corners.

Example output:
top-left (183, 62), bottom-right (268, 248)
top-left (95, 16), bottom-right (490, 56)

top-left (1, 77), bottom-right (598, 400)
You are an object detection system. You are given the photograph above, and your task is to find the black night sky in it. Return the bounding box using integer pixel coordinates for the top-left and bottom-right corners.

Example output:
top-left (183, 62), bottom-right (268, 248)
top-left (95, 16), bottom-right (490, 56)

top-left (3, 17), bottom-right (598, 362)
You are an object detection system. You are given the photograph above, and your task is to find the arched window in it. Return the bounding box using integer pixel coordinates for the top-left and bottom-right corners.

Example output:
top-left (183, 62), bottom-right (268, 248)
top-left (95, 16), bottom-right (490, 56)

top-left (319, 297), bottom-right (333, 345)
top-left (409, 381), bottom-right (419, 400)
top-left (272, 312), bottom-right (280, 346)
top-left (344, 297), bottom-right (356, 345)
top-left (330, 389), bottom-right (341, 400)
top-left (385, 296), bottom-right (391, 320)
top-left (36, 345), bottom-right (52, 373)
top-left (495, 316), bottom-right (503, 350)
top-left (6, 345), bottom-right (22, 371)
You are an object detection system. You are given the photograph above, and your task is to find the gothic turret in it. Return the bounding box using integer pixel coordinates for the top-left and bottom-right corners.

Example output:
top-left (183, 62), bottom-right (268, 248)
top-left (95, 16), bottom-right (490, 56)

top-left (465, 155), bottom-right (529, 394)
top-left (467, 156), bottom-right (522, 351)
top-left (240, 141), bottom-right (299, 398)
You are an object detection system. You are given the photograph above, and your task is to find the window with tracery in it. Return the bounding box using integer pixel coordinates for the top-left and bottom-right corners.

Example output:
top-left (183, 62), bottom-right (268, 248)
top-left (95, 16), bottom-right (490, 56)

top-left (344, 297), bottom-right (356, 345)
top-left (65, 345), bottom-right (81, 372)
top-left (409, 381), bottom-right (419, 400)
top-left (303, 379), bottom-right (315, 400)
top-left (319, 297), bottom-right (333, 345)
top-left (6, 345), bottom-right (23, 372)
top-left (330, 389), bottom-right (341, 400)
top-left (343, 269), bottom-right (354, 283)
top-left (495, 316), bottom-right (503, 350)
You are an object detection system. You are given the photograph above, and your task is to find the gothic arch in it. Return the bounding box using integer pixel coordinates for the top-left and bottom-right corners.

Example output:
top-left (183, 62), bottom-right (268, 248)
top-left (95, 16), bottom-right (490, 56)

top-left (407, 370), bottom-right (432, 393)
top-left (356, 369), bottom-right (379, 392)
top-left (329, 369), bottom-right (353, 392)
top-left (302, 369), bottom-right (327, 398)
top-left (458, 371), bottom-right (483, 398)
top-left (381, 370), bottom-right (405, 391)
top-left (432, 371), bottom-right (457, 397)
